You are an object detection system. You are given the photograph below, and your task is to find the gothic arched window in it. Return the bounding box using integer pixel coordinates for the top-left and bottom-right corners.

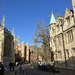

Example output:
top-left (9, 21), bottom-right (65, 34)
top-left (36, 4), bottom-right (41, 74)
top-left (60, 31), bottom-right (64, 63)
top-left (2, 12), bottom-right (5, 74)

top-left (4, 36), bottom-right (11, 57)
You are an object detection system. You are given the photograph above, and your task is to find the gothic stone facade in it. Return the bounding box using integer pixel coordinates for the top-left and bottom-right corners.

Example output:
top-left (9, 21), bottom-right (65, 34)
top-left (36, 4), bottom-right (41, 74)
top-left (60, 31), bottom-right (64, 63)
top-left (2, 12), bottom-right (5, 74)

top-left (50, 0), bottom-right (75, 70)
top-left (15, 40), bottom-right (30, 62)
top-left (0, 16), bottom-right (15, 65)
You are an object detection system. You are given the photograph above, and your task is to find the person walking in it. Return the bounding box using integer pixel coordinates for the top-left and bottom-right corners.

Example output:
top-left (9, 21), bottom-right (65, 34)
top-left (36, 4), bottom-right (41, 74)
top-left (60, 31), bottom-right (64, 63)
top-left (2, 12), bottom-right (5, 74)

top-left (19, 63), bottom-right (25, 75)
top-left (9, 62), bottom-right (12, 71)
top-left (12, 62), bottom-right (15, 71)
top-left (19, 64), bottom-right (22, 74)
top-left (21, 63), bottom-right (25, 75)
top-left (0, 62), bottom-right (5, 75)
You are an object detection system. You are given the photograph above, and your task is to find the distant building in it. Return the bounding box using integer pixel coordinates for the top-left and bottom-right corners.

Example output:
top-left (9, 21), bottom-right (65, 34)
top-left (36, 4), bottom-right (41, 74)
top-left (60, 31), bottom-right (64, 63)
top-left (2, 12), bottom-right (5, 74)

top-left (13, 35), bottom-right (30, 63)
top-left (25, 43), bottom-right (30, 62)
top-left (0, 16), bottom-right (15, 65)
top-left (38, 44), bottom-right (43, 61)
top-left (16, 42), bottom-right (25, 61)
top-left (12, 25), bottom-right (30, 63)
top-left (50, 0), bottom-right (75, 70)
top-left (29, 45), bottom-right (38, 63)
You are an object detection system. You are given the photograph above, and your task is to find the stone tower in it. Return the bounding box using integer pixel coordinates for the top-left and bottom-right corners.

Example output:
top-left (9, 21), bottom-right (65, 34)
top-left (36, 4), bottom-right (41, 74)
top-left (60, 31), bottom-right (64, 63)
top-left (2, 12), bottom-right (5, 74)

top-left (49, 13), bottom-right (56, 61)
top-left (72, 0), bottom-right (75, 17)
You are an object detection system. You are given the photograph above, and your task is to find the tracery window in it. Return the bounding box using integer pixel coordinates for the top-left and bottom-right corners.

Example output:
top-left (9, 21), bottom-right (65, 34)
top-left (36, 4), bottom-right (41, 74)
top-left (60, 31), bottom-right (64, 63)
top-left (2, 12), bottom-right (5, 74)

top-left (71, 49), bottom-right (75, 57)
top-left (66, 17), bottom-right (70, 26)
top-left (57, 51), bottom-right (62, 59)
top-left (53, 39), bottom-right (56, 46)
top-left (4, 36), bottom-right (11, 57)
top-left (65, 50), bottom-right (69, 60)
top-left (67, 30), bottom-right (73, 43)
top-left (57, 25), bottom-right (59, 32)
top-left (57, 36), bottom-right (61, 45)
top-left (52, 27), bottom-right (55, 33)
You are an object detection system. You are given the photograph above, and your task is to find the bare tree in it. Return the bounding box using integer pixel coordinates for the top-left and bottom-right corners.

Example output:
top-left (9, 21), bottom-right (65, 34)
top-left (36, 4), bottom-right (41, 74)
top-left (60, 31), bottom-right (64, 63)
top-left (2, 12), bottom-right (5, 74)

top-left (34, 20), bottom-right (51, 61)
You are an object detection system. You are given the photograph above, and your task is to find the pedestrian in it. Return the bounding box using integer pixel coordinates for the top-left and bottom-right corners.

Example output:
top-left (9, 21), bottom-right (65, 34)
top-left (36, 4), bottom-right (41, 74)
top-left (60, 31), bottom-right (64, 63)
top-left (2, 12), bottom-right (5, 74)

top-left (21, 63), bottom-right (25, 74)
top-left (6, 65), bottom-right (9, 71)
top-left (0, 62), bottom-right (5, 75)
top-left (14, 66), bottom-right (18, 75)
top-left (9, 62), bottom-right (12, 71)
top-left (19, 64), bottom-right (22, 74)
top-left (12, 62), bottom-right (15, 71)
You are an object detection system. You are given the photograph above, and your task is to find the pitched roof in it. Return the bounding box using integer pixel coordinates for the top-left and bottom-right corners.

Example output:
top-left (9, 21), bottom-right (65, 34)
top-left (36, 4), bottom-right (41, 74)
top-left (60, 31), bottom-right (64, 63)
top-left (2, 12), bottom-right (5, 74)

top-left (49, 13), bottom-right (56, 25)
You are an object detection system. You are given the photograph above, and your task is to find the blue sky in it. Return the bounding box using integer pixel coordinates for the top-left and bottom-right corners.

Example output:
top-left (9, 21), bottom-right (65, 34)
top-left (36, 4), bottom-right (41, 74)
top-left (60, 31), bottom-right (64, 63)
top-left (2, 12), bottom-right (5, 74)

top-left (0, 0), bottom-right (72, 45)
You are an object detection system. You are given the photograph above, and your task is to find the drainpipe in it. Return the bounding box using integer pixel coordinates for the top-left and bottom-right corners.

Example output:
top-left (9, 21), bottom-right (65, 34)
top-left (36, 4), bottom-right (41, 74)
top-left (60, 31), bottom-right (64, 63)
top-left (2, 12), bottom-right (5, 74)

top-left (61, 21), bottom-right (67, 69)
top-left (55, 26), bottom-right (58, 69)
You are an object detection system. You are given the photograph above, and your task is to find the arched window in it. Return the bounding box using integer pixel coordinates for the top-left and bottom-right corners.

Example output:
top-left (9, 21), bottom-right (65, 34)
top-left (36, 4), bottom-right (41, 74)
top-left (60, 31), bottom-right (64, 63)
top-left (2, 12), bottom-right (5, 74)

top-left (57, 51), bottom-right (62, 59)
top-left (65, 50), bottom-right (69, 60)
top-left (4, 36), bottom-right (11, 57)
top-left (66, 17), bottom-right (70, 26)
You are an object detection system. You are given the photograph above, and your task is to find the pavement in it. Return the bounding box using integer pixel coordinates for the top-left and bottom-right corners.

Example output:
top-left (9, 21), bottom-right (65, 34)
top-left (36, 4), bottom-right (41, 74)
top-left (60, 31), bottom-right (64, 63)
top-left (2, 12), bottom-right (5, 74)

top-left (4, 70), bottom-right (15, 75)
top-left (57, 68), bottom-right (75, 75)
top-left (4, 64), bottom-right (75, 75)
top-left (30, 63), bottom-right (75, 75)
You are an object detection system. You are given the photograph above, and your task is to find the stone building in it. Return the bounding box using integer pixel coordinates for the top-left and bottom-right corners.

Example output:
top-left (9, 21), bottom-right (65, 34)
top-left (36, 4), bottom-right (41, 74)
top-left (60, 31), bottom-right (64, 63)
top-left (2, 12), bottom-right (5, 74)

top-left (38, 44), bottom-right (43, 61)
top-left (0, 16), bottom-right (15, 65)
top-left (50, 0), bottom-right (75, 69)
top-left (14, 35), bottom-right (30, 63)
top-left (16, 42), bottom-right (25, 61)
top-left (29, 45), bottom-right (38, 63)
top-left (12, 25), bottom-right (30, 63)
top-left (25, 43), bottom-right (30, 62)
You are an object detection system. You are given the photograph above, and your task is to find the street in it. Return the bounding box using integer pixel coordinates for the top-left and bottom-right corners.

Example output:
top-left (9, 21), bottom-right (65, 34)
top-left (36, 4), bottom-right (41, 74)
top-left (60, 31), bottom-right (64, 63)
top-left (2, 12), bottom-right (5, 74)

top-left (4, 64), bottom-right (75, 75)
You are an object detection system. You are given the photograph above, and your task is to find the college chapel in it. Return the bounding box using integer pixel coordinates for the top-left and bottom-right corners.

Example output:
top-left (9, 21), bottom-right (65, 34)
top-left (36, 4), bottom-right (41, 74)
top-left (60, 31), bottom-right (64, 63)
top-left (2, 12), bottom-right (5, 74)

top-left (0, 16), bottom-right (30, 66)
top-left (0, 16), bottom-right (15, 65)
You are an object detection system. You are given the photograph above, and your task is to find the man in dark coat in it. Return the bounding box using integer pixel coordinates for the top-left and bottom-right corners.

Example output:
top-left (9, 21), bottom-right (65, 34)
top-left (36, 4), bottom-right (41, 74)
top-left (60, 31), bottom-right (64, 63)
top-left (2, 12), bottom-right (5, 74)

top-left (9, 62), bottom-right (13, 71)
top-left (12, 62), bottom-right (15, 71)
top-left (0, 62), bottom-right (5, 75)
